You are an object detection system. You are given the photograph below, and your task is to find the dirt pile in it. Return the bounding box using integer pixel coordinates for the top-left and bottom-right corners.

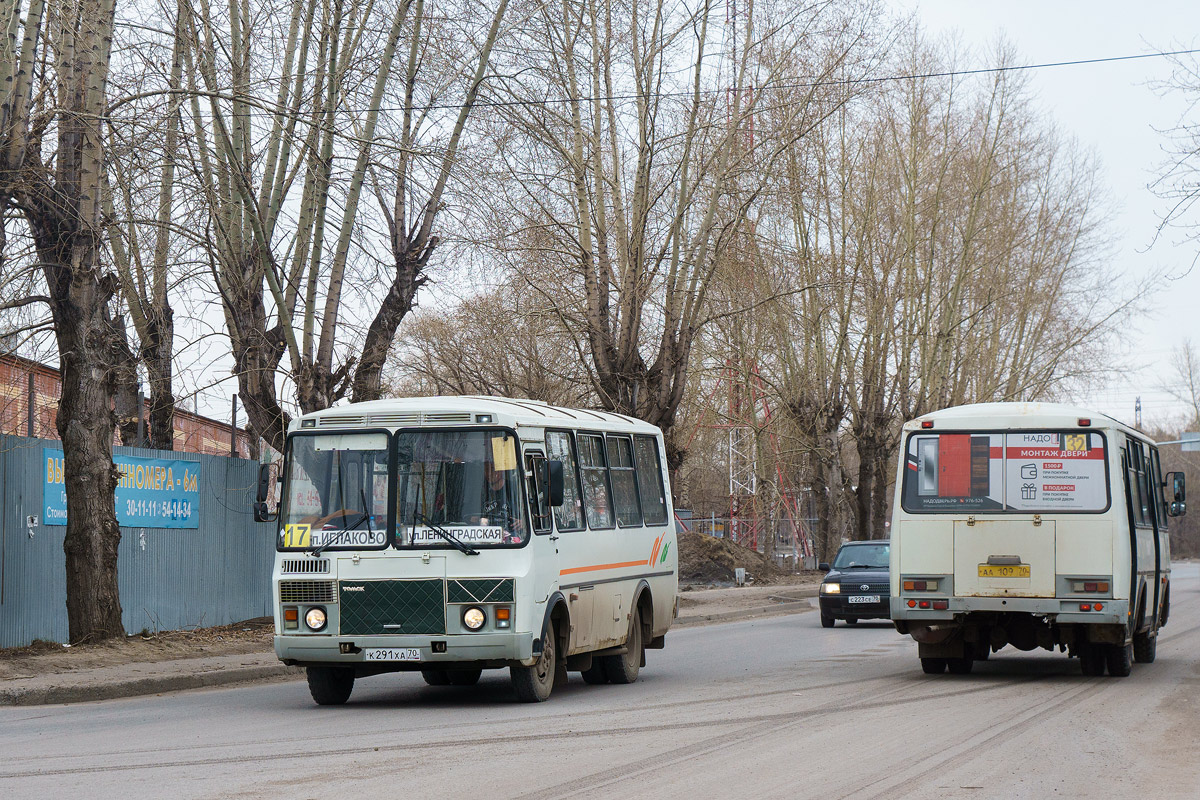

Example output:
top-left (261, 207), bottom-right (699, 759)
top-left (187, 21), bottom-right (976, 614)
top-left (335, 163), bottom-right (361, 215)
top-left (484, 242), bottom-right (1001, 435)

top-left (678, 530), bottom-right (795, 586)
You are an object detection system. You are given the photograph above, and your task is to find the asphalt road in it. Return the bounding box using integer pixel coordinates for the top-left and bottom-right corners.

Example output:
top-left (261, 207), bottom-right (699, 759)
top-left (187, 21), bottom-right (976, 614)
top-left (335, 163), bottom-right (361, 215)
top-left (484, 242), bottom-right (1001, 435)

top-left (3, 563), bottom-right (1199, 800)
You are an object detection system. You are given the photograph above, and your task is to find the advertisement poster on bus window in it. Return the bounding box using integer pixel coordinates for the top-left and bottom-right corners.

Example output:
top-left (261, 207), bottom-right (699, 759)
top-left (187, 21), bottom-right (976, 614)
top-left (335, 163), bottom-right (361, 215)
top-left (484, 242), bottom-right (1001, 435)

top-left (1003, 432), bottom-right (1107, 511)
top-left (905, 433), bottom-right (1005, 511)
top-left (43, 448), bottom-right (202, 528)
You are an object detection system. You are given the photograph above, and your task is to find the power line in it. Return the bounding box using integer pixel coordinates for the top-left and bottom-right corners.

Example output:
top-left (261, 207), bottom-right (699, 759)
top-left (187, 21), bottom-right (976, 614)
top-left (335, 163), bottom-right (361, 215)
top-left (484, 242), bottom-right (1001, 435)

top-left (108, 47), bottom-right (1200, 121)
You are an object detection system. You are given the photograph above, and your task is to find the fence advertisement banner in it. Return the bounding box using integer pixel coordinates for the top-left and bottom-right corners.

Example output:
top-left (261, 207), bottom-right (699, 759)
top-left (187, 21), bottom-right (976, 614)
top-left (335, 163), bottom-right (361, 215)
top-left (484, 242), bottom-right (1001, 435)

top-left (43, 448), bottom-right (202, 528)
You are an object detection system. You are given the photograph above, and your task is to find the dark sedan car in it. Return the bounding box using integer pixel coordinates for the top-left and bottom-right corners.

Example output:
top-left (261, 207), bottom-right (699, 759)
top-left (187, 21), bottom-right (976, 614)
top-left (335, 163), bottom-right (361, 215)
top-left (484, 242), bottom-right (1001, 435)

top-left (818, 540), bottom-right (890, 628)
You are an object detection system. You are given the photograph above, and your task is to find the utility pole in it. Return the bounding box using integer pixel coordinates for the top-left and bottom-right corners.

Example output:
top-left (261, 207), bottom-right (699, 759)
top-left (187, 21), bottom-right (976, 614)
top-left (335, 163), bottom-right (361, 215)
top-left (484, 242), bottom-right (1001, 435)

top-left (1135, 396), bottom-right (1142, 429)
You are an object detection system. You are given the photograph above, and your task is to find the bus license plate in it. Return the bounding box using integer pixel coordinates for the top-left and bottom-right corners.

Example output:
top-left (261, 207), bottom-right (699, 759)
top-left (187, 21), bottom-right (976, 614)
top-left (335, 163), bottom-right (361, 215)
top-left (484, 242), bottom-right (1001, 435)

top-left (364, 648), bottom-right (422, 662)
top-left (847, 595), bottom-right (880, 604)
top-left (978, 564), bottom-right (1031, 578)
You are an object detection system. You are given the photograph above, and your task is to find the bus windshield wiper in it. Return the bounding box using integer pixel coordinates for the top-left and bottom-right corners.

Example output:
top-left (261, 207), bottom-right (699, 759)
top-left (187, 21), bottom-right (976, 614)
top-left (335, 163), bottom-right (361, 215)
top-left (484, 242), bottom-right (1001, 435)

top-left (415, 512), bottom-right (479, 556)
top-left (310, 509), bottom-right (369, 556)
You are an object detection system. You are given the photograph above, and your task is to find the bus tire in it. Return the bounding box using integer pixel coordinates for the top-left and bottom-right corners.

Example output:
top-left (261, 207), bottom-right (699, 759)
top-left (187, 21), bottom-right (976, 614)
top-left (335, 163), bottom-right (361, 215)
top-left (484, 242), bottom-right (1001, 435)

top-left (947, 657), bottom-right (973, 675)
top-left (421, 669), bottom-right (451, 686)
top-left (1133, 631), bottom-right (1156, 664)
top-left (512, 622), bottom-right (558, 702)
top-left (307, 666), bottom-right (355, 705)
top-left (1160, 584), bottom-right (1170, 627)
top-left (920, 657), bottom-right (946, 674)
top-left (603, 609), bottom-right (643, 684)
top-left (580, 658), bottom-right (609, 684)
top-left (1106, 643), bottom-right (1133, 677)
top-left (1079, 643), bottom-right (1105, 676)
top-left (448, 668), bottom-right (483, 686)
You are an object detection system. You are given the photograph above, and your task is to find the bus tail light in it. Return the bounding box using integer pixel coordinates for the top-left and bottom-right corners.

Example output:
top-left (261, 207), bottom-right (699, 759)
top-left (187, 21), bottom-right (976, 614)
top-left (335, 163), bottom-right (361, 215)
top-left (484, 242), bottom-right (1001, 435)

top-left (1094, 603), bottom-right (1104, 611)
top-left (932, 600), bottom-right (948, 610)
top-left (1072, 580), bottom-right (1110, 593)
top-left (903, 580), bottom-right (938, 592)
top-left (907, 600), bottom-right (917, 608)
top-left (921, 420), bottom-right (934, 429)
top-left (1077, 418), bottom-right (1091, 426)
top-left (1079, 603), bottom-right (1091, 612)
top-left (918, 600), bottom-right (931, 609)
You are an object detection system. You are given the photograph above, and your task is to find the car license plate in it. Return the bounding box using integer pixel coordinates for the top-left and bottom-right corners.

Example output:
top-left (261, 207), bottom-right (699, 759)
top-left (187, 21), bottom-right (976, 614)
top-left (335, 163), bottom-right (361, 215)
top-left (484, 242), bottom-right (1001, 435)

top-left (847, 595), bottom-right (880, 604)
top-left (978, 564), bottom-right (1031, 578)
top-left (363, 647), bottom-right (422, 662)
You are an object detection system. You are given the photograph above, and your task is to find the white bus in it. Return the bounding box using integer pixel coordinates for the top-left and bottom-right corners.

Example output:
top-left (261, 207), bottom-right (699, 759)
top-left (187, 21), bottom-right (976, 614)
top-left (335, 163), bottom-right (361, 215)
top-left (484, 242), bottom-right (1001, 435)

top-left (256, 396), bottom-right (679, 704)
top-left (889, 402), bottom-right (1186, 677)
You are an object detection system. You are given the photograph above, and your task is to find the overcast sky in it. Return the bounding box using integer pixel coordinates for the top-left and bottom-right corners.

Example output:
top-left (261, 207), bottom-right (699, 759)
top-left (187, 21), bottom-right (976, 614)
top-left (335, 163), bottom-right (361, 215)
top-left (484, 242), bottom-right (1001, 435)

top-left (895, 0), bottom-right (1200, 431)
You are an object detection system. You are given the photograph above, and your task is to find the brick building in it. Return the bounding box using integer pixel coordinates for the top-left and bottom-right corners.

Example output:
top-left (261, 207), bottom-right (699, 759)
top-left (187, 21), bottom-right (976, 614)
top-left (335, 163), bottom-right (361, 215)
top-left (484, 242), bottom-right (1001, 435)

top-left (0, 353), bottom-right (256, 457)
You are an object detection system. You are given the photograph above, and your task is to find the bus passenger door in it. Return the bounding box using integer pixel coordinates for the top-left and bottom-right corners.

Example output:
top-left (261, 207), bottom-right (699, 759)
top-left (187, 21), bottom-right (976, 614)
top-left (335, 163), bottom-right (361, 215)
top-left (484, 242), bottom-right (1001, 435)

top-left (524, 451), bottom-right (561, 635)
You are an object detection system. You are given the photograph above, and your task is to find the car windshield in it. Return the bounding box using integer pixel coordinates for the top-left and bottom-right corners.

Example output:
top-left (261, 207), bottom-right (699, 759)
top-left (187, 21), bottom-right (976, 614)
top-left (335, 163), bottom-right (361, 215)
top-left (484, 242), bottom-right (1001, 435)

top-left (395, 429), bottom-right (528, 547)
top-left (833, 544), bottom-right (889, 569)
top-left (279, 432), bottom-right (390, 551)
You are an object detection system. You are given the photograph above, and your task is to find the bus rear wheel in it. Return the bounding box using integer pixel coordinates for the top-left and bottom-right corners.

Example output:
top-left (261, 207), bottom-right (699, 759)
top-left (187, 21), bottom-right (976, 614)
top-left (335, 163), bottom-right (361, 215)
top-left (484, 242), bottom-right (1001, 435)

top-left (1133, 630), bottom-right (1157, 663)
top-left (1106, 642), bottom-right (1133, 677)
top-left (307, 666), bottom-right (355, 705)
top-left (512, 623), bottom-right (558, 702)
top-left (603, 609), bottom-right (644, 684)
top-left (947, 657), bottom-right (973, 675)
top-left (920, 657), bottom-right (947, 674)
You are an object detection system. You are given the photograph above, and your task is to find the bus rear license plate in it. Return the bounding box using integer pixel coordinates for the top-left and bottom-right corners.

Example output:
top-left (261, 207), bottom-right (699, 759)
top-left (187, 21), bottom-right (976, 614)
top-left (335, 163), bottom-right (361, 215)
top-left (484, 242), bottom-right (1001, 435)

top-left (848, 595), bottom-right (880, 604)
top-left (978, 565), bottom-right (1030, 578)
top-left (364, 648), bottom-right (422, 662)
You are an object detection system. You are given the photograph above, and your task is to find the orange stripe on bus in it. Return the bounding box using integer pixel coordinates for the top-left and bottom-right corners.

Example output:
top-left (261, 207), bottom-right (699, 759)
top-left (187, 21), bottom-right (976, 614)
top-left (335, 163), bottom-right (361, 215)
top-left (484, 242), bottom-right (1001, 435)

top-left (560, 560), bottom-right (649, 576)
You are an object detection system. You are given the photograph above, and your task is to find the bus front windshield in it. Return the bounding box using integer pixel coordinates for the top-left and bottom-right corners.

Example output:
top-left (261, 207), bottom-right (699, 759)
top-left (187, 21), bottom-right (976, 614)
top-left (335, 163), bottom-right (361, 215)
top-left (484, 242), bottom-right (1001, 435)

top-left (395, 429), bottom-right (528, 547)
top-left (279, 432), bottom-right (390, 551)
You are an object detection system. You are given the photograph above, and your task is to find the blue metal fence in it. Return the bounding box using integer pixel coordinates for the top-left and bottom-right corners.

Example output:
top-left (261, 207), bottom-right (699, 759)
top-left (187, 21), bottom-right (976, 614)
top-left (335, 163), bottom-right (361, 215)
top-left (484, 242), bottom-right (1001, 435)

top-left (0, 435), bottom-right (272, 648)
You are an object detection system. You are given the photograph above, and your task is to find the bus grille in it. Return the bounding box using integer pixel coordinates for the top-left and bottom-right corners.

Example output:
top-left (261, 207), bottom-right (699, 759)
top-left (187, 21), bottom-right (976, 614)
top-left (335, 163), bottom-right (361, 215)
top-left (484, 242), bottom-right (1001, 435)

top-left (281, 559), bottom-right (330, 574)
top-left (280, 580), bottom-right (337, 603)
top-left (448, 578), bottom-right (514, 604)
top-left (339, 579), bottom-right (445, 635)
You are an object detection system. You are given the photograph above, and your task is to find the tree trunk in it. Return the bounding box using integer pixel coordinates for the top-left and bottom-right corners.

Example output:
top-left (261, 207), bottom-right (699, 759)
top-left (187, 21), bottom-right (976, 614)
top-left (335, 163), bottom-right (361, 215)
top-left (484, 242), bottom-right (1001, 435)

top-left (34, 228), bottom-right (125, 643)
top-left (141, 305), bottom-right (176, 450)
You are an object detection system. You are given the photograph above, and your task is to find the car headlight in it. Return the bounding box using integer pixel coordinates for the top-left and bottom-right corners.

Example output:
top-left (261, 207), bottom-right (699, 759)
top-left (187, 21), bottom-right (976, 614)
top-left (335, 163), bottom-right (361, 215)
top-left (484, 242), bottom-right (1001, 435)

top-left (821, 583), bottom-right (840, 595)
top-left (304, 606), bottom-right (327, 631)
top-left (463, 606), bottom-right (486, 631)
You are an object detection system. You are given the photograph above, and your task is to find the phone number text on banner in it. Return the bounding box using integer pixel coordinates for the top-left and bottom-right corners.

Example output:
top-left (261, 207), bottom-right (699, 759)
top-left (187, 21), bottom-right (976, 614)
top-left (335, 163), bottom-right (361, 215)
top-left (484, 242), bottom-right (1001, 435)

top-left (44, 449), bottom-right (202, 528)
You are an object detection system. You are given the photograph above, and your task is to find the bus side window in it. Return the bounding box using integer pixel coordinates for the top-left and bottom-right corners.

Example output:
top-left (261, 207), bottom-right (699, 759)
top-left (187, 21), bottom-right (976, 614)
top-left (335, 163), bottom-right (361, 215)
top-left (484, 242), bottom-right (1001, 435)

top-left (634, 435), bottom-right (668, 525)
top-left (545, 430), bottom-right (585, 531)
top-left (525, 453), bottom-right (552, 534)
top-left (1124, 448), bottom-right (1145, 527)
top-left (578, 433), bottom-right (614, 529)
top-left (1149, 448), bottom-right (1168, 529)
top-left (606, 435), bottom-right (643, 527)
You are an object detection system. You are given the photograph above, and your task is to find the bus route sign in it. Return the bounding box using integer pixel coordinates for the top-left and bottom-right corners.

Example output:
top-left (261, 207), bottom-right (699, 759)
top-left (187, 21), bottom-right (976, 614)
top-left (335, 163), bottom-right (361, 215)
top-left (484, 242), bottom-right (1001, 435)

top-left (43, 448), bottom-right (202, 529)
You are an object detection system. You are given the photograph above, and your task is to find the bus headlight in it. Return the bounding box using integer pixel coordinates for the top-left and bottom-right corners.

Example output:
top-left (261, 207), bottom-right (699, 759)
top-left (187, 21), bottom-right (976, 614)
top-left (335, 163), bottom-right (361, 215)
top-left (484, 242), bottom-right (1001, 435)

top-left (820, 583), bottom-right (840, 595)
top-left (304, 606), bottom-right (327, 631)
top-left (462, 607), bottom-right (487, 631)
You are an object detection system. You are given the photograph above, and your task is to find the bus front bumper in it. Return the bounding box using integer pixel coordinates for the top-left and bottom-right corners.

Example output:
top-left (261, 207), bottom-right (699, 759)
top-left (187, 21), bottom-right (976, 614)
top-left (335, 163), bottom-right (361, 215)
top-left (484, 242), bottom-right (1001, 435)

top-left (275, 632), bottom-right (535, 667)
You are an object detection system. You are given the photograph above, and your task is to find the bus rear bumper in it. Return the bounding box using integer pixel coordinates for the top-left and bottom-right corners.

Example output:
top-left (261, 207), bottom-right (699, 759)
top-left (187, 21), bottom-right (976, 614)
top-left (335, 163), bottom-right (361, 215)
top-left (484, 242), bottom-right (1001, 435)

top-left (890, 596), bottom-right (1128, 627)
top-left (275, 632), bottom-right (535, 667)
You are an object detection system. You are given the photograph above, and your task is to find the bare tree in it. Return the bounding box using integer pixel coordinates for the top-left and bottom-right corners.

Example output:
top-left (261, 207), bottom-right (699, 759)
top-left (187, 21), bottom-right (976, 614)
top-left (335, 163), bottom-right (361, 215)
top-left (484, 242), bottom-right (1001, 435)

top-left (0, 0), bottom-right (126, 641)
top-left (488, 0), bottom-right (872, 471)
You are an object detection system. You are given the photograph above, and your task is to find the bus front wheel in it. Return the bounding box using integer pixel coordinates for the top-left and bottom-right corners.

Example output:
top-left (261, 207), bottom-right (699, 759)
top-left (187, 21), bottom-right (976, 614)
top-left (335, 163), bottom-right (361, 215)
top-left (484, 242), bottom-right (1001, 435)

top-left (307, 666), bottom-right (355, 705)
top-left (920, 657), bottom-right (947, 674)
top-left (512, 623), bottom-right (558, 702)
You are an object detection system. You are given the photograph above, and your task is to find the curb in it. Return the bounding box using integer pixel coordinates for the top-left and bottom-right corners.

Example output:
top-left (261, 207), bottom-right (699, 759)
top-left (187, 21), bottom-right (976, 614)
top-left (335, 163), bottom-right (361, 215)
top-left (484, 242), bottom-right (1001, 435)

top-left (675, 599), bottom-right (814, 628)
top-left (0, 663), bottom-right (304, 707)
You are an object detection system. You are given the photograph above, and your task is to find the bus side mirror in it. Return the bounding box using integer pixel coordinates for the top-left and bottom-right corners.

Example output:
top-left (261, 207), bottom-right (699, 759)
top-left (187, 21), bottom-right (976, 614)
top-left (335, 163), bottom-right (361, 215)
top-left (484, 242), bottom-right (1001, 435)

top-left (1165, 472), bottom-right (1186, 517)
top-left (254, 463), bottom-right (277, 523)
top-left (545, 460), bottom-right (565, 507)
